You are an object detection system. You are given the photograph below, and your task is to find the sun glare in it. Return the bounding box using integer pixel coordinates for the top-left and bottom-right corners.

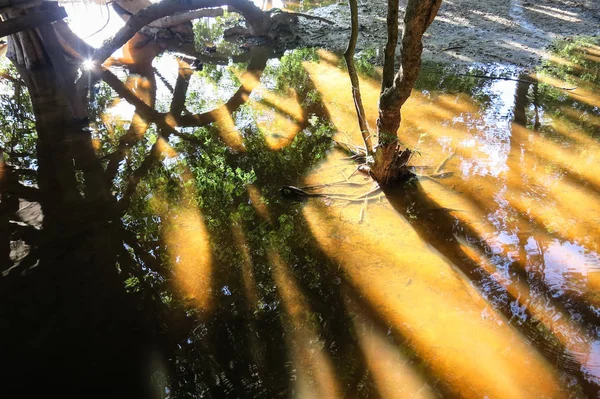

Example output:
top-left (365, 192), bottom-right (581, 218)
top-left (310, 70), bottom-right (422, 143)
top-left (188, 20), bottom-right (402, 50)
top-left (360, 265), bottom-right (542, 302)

top-left (82, 59), bottom-right (95, 70)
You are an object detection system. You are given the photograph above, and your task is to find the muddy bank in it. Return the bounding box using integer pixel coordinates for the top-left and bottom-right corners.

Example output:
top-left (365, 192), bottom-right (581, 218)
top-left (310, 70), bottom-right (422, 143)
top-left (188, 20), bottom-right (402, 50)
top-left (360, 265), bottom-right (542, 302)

top-left (288, 0), bottom-right (600, 67)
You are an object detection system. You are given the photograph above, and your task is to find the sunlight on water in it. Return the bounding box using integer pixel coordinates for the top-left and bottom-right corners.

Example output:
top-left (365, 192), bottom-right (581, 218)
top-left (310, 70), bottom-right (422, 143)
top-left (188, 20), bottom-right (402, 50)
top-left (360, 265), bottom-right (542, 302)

top-left (93, 43), bottom-right (600, 395)
top-left (298, 49), bottom-right (600, 396)
top-left (149, 143), bottom-right (214, 311)
top-left (4, 7), bottom-right (600, 394)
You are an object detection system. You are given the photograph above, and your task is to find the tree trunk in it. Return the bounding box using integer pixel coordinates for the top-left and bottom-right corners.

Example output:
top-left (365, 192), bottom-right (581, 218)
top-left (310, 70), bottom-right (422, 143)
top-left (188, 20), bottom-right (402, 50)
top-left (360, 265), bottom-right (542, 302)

top-left (372, 0), bottom-right (442, 186)
top-left (1, 29), bottom-right (164, 397)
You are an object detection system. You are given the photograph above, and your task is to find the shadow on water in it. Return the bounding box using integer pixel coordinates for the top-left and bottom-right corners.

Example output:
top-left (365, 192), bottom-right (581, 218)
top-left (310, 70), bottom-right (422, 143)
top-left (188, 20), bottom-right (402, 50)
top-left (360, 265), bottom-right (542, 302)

top-left (2, 14), bottom-right (600, 397)
top-left (382, 178), bottom-right (599, 395)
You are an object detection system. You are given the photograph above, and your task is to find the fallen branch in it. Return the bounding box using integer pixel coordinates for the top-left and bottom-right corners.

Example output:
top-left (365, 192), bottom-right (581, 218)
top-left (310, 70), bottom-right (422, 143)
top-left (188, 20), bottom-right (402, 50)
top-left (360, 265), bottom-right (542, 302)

top-left (114, 1), bottom-right (224, 29)
top-left (89, 0), bottom-right (267, 67)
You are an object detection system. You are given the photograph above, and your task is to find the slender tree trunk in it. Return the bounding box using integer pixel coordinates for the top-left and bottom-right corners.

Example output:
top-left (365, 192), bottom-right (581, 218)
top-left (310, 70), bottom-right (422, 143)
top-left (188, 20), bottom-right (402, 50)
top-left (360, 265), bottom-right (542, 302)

top-left (344, 0), bottom-right (373, 155)
top-left (381, 0), bottom-right (399, 90)
top-left (372, 0), bottom-right (442, 186)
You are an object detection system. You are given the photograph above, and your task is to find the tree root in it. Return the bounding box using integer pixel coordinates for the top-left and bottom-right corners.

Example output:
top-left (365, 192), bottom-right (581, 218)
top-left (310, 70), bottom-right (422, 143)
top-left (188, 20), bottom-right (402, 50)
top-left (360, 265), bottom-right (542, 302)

top-left (280, 185), bottom-right (383, 202)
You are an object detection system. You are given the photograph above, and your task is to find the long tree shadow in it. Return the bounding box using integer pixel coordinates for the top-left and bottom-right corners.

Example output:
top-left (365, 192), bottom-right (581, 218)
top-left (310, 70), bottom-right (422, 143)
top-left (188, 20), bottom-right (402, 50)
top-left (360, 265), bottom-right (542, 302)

top-left (415, 66), bottom-right (600, 328)
top-left (148, 46), bottom-right (454, 397)
top-left (382, 178), bottom-right (599, 395)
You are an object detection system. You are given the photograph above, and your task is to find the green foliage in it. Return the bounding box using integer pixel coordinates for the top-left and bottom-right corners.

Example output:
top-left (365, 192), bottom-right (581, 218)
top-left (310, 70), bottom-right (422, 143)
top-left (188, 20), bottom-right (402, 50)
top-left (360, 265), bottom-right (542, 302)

top-left (354, 48), bottom-right (377, 77)
top-left (88, 81), bottom-right (114, 125)
top-left (0, 64), bottom-right (37, 175)
top-left (535, 35), bottom-right (600, 141)
top-left (377, 130), bottom-right (399, 146)
top-left (544, 36), bottom-right (600, 84)
top-left (263, 47), bottom-right (319, 95)
top-left (193, 11), bottom-right (246, 55)
top-left (185, 62), bottom-right (247, 113)
top-left (416, 61), bottom-right (498, 106)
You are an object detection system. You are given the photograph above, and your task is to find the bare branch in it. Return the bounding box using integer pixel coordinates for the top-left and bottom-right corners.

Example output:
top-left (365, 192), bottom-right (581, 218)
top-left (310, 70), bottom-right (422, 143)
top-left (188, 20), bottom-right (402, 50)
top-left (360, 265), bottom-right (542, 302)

top-left (170, 60), bottom-right (193, 116)
top-left (53, 20), bottom-right (96, 61)
top-left (120, 227), bottom-right (168, 275)
top-left (149, 8), bottom-right (224, 29)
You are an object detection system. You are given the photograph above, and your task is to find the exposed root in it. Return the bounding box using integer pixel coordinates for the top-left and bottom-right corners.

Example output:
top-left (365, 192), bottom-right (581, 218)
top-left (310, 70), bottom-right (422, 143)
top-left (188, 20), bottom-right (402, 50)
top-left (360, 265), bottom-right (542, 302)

top-left (370, 142), bottom-right (414, 186)
top-left (280, 185), bottom-right (383, 202)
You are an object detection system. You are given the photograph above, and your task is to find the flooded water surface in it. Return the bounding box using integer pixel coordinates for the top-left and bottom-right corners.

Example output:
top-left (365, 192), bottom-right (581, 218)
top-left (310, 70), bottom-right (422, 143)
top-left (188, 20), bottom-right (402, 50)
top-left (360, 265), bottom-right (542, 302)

top-left (1, 7), bottom-right (600, 398)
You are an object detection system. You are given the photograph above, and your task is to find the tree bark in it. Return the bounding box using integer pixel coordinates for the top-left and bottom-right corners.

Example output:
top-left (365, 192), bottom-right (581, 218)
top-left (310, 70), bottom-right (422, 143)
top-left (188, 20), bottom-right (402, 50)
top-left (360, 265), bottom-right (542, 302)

top-left (0, 3), bottom-right (66, 37)
top-left (377, 0), bottom-right (442, 137)
top-left (372, 0), bottom-right (442, 186)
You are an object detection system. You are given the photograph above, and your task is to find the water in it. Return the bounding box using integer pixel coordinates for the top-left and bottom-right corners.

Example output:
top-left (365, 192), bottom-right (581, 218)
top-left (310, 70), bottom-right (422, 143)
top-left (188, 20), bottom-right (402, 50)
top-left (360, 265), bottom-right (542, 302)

top-left (1, 6), bottom-right (600, 398)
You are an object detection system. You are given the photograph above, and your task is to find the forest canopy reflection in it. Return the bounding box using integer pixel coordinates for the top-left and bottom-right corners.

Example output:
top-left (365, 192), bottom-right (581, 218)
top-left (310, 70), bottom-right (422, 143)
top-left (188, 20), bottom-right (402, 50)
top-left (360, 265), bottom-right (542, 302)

top-left (1, 2), bottom-right (600, 398)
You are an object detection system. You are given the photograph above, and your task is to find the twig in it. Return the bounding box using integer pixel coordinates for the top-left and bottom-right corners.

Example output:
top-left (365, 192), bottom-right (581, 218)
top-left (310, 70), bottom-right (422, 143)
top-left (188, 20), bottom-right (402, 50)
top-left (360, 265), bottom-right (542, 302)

top-left (435, 149), bottom-right (456, 174)
top-left (440, 45), bottom-right (464, 52)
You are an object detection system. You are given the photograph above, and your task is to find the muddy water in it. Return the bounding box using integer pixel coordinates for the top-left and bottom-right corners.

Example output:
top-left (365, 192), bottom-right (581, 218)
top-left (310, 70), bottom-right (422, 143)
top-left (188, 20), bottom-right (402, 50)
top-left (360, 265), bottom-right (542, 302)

top-left (1, 26), bottom-right (600, 399)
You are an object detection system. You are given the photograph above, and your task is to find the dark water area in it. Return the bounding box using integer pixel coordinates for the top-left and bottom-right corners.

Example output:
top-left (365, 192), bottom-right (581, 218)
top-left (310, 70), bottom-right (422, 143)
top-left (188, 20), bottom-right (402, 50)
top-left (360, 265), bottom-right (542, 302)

top-left (1, 14), bottom-right (600, 398)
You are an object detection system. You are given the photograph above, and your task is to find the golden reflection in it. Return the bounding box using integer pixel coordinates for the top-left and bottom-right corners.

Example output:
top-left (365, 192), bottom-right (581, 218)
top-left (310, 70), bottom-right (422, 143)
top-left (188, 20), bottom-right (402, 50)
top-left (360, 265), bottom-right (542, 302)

top-left (155, 135), bottom-right (177, 158)
top-left (152, 196), bottom-right (213, 311)
top-left (231, 224), bottom-right (259, 308)
top-left (253, 87), bottom-right (304, 150)
top-left (304, 50), bottom-right (381, 146)
top-left (211, 69), bottom-right (264, 152)
top-left (268, 250), bottom-right (341, 398)
top-left (298, 49), bottom-right (600, 395)
top-left (554, 108), bottom-right (600, 146)
top-left (149, 139), bottom-right (213, 311)
top-left (213, 109), bottom-right (245, 152)
top-left (303, 199), bottom-right (564, 398)
top-left (346, 296), bottom-right (437, 399)
top-left (535, 73), bottom-right (600, 108)
top-left (114, 33), bottom-right (162, 68)
top-left (246, 184), bottom-right (273, 224)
